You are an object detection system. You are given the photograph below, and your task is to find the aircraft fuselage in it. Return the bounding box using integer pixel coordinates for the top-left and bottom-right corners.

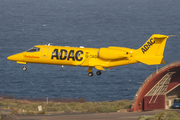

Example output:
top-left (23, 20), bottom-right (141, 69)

top-left (7, 34), bottom-right (169, 76)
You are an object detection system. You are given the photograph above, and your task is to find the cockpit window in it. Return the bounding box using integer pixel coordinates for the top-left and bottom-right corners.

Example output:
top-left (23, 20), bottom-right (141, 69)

top-left (27, 47), bottom-right (40, 52)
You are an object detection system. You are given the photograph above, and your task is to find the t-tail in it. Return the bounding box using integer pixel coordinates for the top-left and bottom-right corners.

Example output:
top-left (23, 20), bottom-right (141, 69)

top-left (134, 34), bottom-right (169, 65)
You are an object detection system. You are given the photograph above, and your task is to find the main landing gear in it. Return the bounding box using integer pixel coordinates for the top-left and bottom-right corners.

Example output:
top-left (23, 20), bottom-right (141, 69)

top-left (88, 71), bottom-right (102, 77)
top-left (88, 72), bottom-right (93, 77)
top-left (96, 71), bottom-right (102, 75)
top-left (87, 67), bottom-right (102, 77)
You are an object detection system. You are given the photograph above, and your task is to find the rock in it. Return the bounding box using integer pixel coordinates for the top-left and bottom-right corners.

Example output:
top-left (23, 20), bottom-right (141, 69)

top-left (117, 109), bottom-right (128, 112)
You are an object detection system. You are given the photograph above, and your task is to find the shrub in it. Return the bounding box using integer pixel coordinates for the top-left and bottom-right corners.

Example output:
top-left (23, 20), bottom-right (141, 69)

top-left (48, 102), bottom-right (54, 106)
top-left (0, 102), bottom-right (6, 106)
top-left (155, 111), bottom-right (180, 119)
top-left (82, 102), bottom-right (93, 110)
top-left (38, 111), bottom-right (45, 115)
top-left (102, 101), bottom-right (110, 106)
top-left (24, 111), bottom-right (35, 115)
top-left (0, 98), bottom-right (133, 115)
top-left (96, 106), bottom-right (109, 113)
top-left (65, 109), bottom-right (72, 113)
top-left (11, 109), bottom-right (19, 115)
top-left (68, 102), bottom-right (82, 111)
top-left (86, 106), bottom-right (96, 113)
top-left (138, 111), bottom-right (180, 120)
top-left (137, 115), bottom-right (155, 120)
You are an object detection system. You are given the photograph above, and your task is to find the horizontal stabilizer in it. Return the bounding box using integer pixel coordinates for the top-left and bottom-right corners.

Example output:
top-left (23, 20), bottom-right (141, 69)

top-left (135, 56), bottom-right (165, 65)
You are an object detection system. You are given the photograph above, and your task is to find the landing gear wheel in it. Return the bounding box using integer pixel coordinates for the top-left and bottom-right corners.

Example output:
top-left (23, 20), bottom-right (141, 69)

top-left (88, 72), bottom-right (93, 77)
top-left (23, 66), bottom-right (27, 71)
top-left (96, 71), bottom-right (102, 75)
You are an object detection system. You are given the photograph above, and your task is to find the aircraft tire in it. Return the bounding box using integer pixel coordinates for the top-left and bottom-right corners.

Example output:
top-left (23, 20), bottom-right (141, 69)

top-left (23, 66), bottom-right (27, 71)
top-left (88, 72), bottom-right (93, 77)
top-left (96, 71), bottom-right (101, 75)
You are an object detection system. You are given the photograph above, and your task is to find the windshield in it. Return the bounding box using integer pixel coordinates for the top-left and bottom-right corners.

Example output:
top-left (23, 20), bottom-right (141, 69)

top-left (174, 99), bottom-right (180, 103)
top-left (27, 47), bottom-right (40, 52)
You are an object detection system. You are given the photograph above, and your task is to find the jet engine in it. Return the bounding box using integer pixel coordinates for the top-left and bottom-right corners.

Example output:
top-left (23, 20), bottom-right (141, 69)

top-left (98, 48), bottom-right (129, 60)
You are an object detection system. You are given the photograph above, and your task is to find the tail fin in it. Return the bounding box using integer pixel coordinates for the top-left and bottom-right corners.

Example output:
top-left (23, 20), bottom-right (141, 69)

top-left (134, 34), bottom-right (169, 65)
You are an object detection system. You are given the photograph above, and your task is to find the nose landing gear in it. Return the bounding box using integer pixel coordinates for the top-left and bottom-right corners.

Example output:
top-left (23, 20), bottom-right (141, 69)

top-left (23, 66), bottom-right (27, 71)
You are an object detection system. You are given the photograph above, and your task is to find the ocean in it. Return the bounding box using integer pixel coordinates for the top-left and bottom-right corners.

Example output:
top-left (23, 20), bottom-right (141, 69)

top-left (0, 0), bottom-right (180, 101)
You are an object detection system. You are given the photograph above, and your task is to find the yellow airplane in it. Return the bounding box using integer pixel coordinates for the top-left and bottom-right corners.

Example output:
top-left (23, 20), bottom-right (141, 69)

top-left (7, 34), bottom-right (169, 77)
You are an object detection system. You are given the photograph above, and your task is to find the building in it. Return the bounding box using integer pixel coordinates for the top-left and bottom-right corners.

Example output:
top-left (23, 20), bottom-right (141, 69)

top-left (131, 61), bottom-right (180, 111)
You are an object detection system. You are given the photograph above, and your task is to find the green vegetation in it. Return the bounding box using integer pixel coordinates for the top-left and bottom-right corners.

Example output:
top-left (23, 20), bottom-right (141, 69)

top-left (0, 99), bottom-right (132, 115)
top-left (137, 111), bottom-right (180, 120)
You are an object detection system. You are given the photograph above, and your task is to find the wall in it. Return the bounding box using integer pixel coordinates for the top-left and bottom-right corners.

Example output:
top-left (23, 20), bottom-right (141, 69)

top-left (144, 95), bottom-right (165, 111)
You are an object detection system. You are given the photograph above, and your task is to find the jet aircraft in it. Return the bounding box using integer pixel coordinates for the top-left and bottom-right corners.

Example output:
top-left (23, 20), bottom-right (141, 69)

top-left (7, 34), bottom-right (169, 76)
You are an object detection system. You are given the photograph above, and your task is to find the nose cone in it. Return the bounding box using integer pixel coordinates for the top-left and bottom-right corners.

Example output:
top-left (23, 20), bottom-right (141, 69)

top-left (7, 54), bottom-right (18, 61)
top-left (7, 53), bottom-right (24, 61)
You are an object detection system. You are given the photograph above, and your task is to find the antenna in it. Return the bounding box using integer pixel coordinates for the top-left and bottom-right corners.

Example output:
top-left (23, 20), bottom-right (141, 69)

top-left (156, 65), bottom-right (159, 73)
top-left (168, 32), bottom-right (180, 37)
top-left (46, 43), bottom-right (53, 46)
top-left (168, 35), bottom-right (178, 37)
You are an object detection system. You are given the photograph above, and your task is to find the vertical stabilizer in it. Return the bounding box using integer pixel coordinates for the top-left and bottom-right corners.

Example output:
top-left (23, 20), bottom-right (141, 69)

top-left (134, 34), bottom-right (169, 65)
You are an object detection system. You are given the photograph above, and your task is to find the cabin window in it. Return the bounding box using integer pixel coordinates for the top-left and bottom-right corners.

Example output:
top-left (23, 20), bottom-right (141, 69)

top-left (77, 53), bottom-right (81, 57)
top-left (71, 52), bottom-right (74, 57)
top-left (65, 52), bottom-right (67, 57)
top-left (27, 47), bottom-right (40, 52)
top-left (58, 52), bottom-right (61, 56)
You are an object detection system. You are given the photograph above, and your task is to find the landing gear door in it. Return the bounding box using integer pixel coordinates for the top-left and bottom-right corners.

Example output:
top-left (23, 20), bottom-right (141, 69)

top-left (42, 47), bottom-right (49, 57)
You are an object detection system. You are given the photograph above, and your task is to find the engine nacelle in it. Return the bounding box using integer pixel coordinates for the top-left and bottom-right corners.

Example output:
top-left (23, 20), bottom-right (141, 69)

top-left (98, 48), bottom-right (129, 60)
